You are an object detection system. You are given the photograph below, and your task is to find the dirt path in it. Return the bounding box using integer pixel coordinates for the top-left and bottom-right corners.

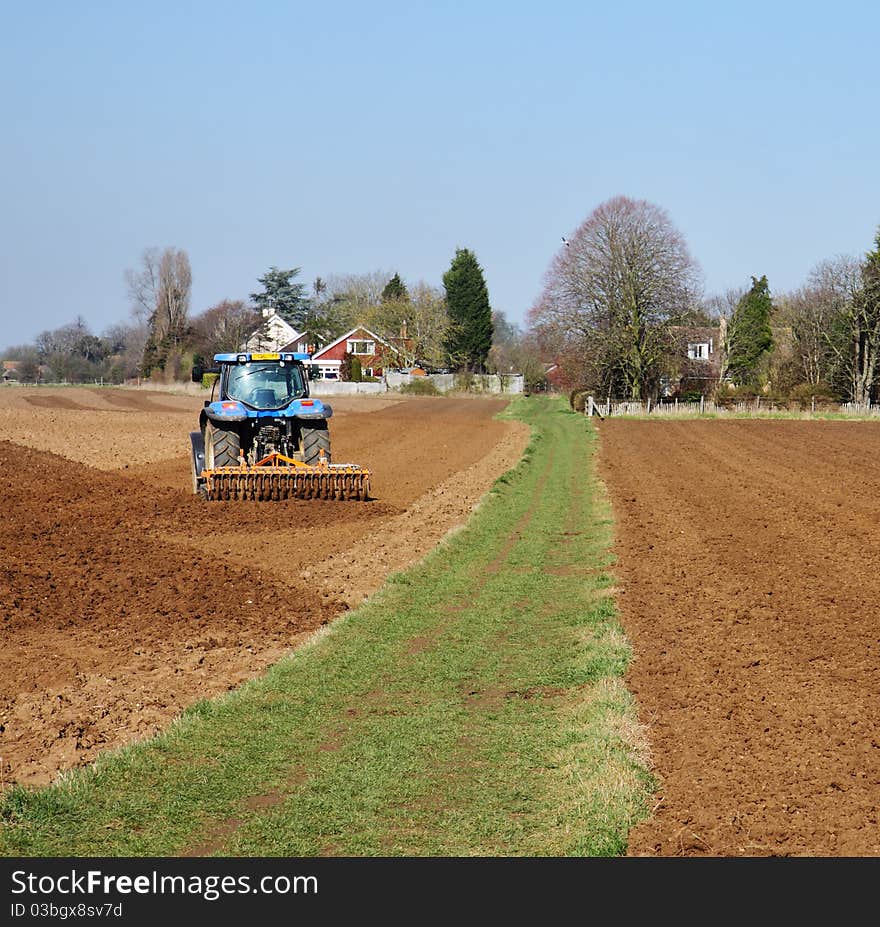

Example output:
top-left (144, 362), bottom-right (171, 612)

top-left (597, 419), bottom-right (880, 856)
top-left (0, 389), bottom-right (528, 788)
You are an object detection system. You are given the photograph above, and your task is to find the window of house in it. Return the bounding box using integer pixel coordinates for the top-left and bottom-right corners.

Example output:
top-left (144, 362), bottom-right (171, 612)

top-left (347, 340), bottom-right (375, 355)
top-left (363, 367), bottom-right (374, 378)
top-left (688, 342), bottom-right (711, 360)
top-left (320, 367), bottom-right (339, 379)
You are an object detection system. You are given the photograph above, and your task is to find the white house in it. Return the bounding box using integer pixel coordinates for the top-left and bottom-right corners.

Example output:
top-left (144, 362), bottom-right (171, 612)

top-left (245, 307), bottom-right (311, 354)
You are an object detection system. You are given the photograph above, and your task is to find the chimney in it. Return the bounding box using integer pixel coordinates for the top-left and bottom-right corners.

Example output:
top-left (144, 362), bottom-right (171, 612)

top-left (400, 319), bottom-right (408, 340)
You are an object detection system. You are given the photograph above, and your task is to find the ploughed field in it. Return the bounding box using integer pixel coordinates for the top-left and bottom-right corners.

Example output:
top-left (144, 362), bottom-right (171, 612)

top-left (598, 419), bottom-right (880, 856)
top-left (0, 388), bottom-right (528, 788)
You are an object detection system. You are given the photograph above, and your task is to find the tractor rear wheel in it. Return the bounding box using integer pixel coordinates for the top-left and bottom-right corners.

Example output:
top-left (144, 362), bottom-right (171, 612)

top-left (301, 422), bottom-right (331, 465)
top-left (205, 422), bottom-right (241, 468)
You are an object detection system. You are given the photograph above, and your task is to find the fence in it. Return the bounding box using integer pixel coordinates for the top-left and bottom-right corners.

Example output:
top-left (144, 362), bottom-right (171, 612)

top-left (584, 395), bottom-right (880, 418)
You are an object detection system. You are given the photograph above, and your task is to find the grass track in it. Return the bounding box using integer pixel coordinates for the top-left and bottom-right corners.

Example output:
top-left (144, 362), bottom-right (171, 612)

top-left (0, 396), bottom-right (654, 857)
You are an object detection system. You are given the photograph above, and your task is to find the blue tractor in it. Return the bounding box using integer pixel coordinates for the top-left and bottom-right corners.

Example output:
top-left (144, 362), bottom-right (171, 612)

top-left (189, 351), bottom-right (371, 501)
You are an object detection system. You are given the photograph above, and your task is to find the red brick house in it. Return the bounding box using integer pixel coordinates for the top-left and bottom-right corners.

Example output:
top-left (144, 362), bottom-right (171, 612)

top-left (308, 326), bottom-right (403, 380)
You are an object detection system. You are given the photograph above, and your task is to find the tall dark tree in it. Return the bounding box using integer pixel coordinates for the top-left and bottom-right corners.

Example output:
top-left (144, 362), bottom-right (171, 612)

top-left (250, 266), bottom-right (309, 329)
top-left (725, 275), bottom-right (774, 387)
top-left (442, 248), bottom-right (493, 371)
top-left (381, 272), bottom-right (409, 303)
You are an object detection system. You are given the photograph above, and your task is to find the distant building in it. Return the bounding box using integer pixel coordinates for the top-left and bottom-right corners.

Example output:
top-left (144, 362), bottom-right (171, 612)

top-left (309, 326), bottom-right (402, 380)
top-left (244, 307), bottom-right (313, 354)
top-left (670, 320), bottom-right (726, 396)
top-left (544, 362), bottom-right (564, 392)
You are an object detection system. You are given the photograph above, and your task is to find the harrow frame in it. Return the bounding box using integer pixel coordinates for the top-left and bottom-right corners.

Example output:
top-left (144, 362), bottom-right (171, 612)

top-left (190, 435), bottom-right (371, 501)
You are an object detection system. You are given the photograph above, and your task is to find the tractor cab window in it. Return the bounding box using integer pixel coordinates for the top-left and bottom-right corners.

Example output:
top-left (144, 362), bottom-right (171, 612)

top-left (225, 362), bottom-right (306, 409)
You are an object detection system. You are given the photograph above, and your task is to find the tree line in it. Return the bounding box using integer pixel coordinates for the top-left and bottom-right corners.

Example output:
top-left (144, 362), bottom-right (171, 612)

top-left (530, 196), bottom-right (880, 404)
top-left (3, 245), bottom-right (548, 387)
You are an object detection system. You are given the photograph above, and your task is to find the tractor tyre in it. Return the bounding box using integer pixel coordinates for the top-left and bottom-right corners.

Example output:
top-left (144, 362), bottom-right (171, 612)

top-left (301, 422), bottom-right (331, 465)
top-left (205, 422), bottom-right (242, 468)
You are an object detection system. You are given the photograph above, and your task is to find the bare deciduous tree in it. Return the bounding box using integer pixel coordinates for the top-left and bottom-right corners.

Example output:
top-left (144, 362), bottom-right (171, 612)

top-left (775, 281), bottom-right (841, 388)
top-left (190, 299), bottom-right (261, 357)
top-left (529, 196), bottom-right (702, 400)
top-left (776, 235), bottom-right (880, 403)
top-left (806, 256), bottom-right (863, 398)
top-left (101, 320), bottom-right (148, 382)
top-left (129, 246), bottom-right (192, 375)
top-left (486, 312), bottom-right (549, 390)
top-left (154, 248), bottom-right (192, 345)
top-left (125, 247), bottom-right (161, 323)
top-left (366, 281), bottom-right (449, 368)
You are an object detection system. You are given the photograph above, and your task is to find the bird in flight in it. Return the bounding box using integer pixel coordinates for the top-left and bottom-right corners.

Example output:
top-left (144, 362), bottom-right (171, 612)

top-left (562, 236), bottom-right (570, 247)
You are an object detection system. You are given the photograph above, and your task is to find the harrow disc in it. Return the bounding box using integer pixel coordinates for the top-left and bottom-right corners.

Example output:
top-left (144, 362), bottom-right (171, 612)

top-left (203, 463), bottom-right (371, 502)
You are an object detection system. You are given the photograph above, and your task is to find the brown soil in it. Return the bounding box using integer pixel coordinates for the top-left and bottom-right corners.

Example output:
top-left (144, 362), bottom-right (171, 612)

top-left (0, 388), bottom-right (528, 789)
top-left (597, 419), bottom-right (880, 856)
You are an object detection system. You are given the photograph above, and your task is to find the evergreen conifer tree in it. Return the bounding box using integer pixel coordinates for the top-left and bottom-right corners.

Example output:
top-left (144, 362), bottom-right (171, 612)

top-left (862, 228), bottom-right (880, 322)
top-left (726, 275), bottom-right (774, 387)
top-left (442, 248), bottom-right (493, 371)
top-left (854, 227), bottom-right (880, 402)
top-left (250, 267), bottom-right (309, 329)
top-left (381, 273), bottom-right (409, 303)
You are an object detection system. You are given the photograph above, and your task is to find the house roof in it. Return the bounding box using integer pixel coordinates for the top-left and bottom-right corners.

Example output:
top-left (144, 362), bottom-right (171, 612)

top-left (682, 327), bottom-right (720, 342)
top-left (244, 310), bottom-right (302, 350)
top-left (671, 325), bottom-right (721, 341)
top-left (310, 326), bottom-right (399, 360)
top-left (279, 331), bottom-right (313, 351)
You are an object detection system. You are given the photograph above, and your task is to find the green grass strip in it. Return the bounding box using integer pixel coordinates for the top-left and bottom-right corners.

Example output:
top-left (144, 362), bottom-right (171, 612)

top-left (0, 396), bottom-right (654, 857)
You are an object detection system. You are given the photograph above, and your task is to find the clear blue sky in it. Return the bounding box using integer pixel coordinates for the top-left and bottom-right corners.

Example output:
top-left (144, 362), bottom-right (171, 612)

top-left (2, 0), bottom-right (878, 348)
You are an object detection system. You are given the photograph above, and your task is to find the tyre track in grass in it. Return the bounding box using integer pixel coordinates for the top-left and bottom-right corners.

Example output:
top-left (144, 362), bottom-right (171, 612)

top-left (214, 402), bottom-right (636, 857)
